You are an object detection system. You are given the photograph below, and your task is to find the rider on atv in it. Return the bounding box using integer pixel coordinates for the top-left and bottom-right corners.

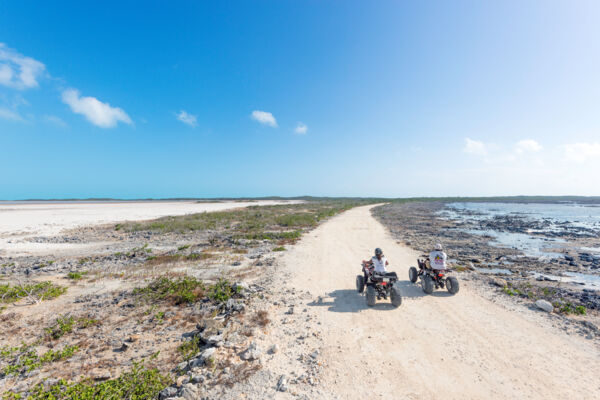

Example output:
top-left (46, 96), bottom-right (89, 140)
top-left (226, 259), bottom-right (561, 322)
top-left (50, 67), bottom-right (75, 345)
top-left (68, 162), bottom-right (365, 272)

top-left (358, 248), bottom-right (402, 306)
top-left (369, 247), bottom-right (388, 273)
top-left (363, 248), bottom-right (397, 278)
top-left (428, 243), bottom-right (448, 271)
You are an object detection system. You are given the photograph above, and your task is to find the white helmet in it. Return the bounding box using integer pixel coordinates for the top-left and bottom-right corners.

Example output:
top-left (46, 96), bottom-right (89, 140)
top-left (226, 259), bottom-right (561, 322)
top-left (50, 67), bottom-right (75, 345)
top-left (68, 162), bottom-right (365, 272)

top-left (435, 243), bottom-right (443, 251)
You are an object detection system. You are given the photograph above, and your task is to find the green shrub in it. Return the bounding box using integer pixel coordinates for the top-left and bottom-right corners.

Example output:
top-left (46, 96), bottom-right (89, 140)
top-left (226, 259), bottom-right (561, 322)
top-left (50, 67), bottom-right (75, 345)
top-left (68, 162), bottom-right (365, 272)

top-left (3, 362), bottom-right (170, 399)
top-left (177, 337), bottom-right (201, 361)
top-left (0, 282), bottom-right (66, 303)
top-left (502, 287), bottom-right (520, 296)
top-left (134, 276), bottom-right (206, 305)
top-left (553, 301), bottom-right (587, 315)
top-left (46, 316), bottom-right (75, 339)
top-left (66, 271), bottom-right (87, 280)
top-left (207, 278), bottom-right (240, 303)
top-left (77, 317), bottom-right (100, 328)
top-left (1, 344), bottom-right (78, 376)
top-left (272, 246), bottom-right (286, 252)
top-left (575, 305), bottom-right (587, 315)
top-left (135, 276), bottom-right (241, 306)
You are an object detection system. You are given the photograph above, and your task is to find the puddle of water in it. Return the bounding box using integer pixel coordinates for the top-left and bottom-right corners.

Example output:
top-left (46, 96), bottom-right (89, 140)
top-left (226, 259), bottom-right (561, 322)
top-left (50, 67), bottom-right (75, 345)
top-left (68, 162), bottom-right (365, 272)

top-left (532, 271), bottom-right (600, 290)
top-left (580, 247), bottom-right (600, 254)
top-left (473, 267), bottom-right (513, 275)
top-left (464, 229), bottom-right (564, 259)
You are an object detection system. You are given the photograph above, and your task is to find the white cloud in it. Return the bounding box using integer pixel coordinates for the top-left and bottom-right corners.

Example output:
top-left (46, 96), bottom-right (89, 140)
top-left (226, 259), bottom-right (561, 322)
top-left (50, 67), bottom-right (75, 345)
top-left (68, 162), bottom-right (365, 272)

top-left (294, 122), bottom-right (307, 134)
top-left (0, 43), bottom-right (46, 89)
top-left (463, 138), bottom-right (488, 156)
top-left (61, 88), bottom-right (132, 128)
top-left (564, 142), bottom-right (600, 163)
top-left (515, 139), bottom-right (542, 153)
top-left (44, 115), bottom-right (67, 127)
top-left (176, 110), bottom-right (197, 127)
top-left (251, 110), bottom-right (277, 127)
top-left (0, 107), bottom-right (23, 121)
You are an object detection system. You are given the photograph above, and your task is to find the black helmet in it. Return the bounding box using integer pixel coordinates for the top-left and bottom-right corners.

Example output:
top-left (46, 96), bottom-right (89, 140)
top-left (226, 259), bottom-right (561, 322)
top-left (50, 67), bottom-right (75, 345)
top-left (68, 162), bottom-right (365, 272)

top-left (375, 248), bottom-right (383, 256)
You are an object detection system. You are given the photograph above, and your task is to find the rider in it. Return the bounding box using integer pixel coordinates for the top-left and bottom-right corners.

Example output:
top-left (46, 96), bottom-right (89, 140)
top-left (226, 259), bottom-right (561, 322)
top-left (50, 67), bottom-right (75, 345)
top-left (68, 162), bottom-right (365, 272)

top-left (363, 247), bottom-right (389, 274)
top-left (429, 243), bottom-right (448, 270)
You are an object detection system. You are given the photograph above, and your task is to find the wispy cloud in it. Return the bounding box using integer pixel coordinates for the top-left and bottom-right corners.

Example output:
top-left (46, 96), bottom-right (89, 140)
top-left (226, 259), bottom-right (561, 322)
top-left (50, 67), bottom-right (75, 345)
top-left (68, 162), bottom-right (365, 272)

top-left (44, 115), bottom-right (67, 127)
top-left (564, 142), bottom-right (600, 163)
top-left (176, 110), bottom-right (197, 127)
top-left (251, 110), bottom-right (277, 127)
top-left (515, 139), bottom-right (542, 154)
top-left (0, 43), bottom-right (46, 90)
top-left (463, 138), bottom-right (488, 156)
top-left (0, 107), bottom-right (23, 121)
top-left (61, 88), bottom-right (132, 128)
top-left (294, 122), bottom-right (307, 134)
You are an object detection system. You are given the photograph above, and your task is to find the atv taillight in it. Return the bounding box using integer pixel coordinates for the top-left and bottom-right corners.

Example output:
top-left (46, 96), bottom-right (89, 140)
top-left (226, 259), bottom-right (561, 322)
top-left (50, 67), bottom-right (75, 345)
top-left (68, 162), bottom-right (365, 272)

top-left (381, 282), bottom-right (387, 285)
top-left (438, 273), bottom-right (444, 277)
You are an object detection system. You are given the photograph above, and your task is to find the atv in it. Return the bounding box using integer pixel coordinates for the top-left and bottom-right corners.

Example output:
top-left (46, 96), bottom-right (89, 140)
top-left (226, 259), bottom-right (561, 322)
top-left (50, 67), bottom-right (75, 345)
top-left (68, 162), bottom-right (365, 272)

top-left (409, 257), bottom-right (459, 295)
top-left (356, 261), bottom-right (402, 307)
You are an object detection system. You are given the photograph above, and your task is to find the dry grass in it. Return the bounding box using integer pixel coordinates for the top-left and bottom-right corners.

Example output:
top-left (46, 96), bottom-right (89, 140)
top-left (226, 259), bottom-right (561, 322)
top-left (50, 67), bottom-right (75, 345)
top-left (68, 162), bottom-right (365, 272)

top-left (252, 310), bottom-right (270, 327)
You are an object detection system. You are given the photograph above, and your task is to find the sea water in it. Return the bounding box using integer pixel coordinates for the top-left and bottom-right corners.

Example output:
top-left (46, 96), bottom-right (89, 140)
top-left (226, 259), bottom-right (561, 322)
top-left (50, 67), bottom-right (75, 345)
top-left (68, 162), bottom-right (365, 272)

top-left (441, 202), bottom-right (600, 258)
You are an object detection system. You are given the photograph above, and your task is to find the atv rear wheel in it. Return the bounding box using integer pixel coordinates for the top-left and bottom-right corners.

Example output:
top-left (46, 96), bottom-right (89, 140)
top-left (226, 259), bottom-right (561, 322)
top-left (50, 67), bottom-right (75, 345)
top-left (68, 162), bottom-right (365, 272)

top-left (446, 276), bottom-right (460, 294)
top-left (356, 275), bottom-right (365, 293)
top-left (409, 267), bottom-right (418, 283)
top-left (390, 284), bottom-right (402, 307)
top-left (366, 285), bottom-right (377, 306)
top-left (421, 276), bottom-right (434, 294)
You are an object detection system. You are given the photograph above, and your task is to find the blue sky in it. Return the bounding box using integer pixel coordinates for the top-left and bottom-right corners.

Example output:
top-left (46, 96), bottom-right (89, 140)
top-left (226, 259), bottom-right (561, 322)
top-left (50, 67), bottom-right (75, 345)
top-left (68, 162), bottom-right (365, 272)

top-left (1, 1), bottom-right (599, 199)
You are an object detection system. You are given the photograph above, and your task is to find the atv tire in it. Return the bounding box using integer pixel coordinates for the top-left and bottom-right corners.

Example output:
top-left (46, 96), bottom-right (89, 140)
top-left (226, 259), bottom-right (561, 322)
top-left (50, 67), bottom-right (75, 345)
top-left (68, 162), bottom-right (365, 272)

top-left (390, 284), bottom-right (402, 307)
top-left (356, 275), bottom-right (365, 293)
top-left (421, 276), bottom-right (434, 294)
top-left (366, 285), bottom-right (377, 307)
top-left (446, 276), bottom-right (460, 294)
top-left (409, 267), bottom-right (418, 283)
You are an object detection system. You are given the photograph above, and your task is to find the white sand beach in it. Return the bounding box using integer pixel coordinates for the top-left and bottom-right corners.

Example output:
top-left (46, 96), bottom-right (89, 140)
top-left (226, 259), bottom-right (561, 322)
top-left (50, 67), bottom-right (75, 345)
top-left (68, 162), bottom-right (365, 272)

top-left (0, 200), bottom-right (296, 256)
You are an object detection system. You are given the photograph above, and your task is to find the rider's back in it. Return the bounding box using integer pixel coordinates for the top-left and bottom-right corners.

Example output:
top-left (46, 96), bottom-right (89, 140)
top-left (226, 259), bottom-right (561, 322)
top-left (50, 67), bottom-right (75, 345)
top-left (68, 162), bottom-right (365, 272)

top-left (429, 250), bottom-right (447, 270)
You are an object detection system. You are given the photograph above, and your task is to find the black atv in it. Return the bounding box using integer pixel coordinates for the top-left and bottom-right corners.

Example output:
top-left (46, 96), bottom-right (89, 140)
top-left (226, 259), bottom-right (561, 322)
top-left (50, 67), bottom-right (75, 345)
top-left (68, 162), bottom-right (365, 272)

top-left (409, 257), bottom-right (459, 295)
top-left (356, 261), bottom-right (402, 307)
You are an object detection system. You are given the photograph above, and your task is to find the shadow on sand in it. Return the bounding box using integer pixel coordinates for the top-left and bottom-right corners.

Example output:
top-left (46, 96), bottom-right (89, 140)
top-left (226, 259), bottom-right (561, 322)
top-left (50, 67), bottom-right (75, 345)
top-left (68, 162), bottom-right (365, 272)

top-left (307, 280), bottom-right (454, 313)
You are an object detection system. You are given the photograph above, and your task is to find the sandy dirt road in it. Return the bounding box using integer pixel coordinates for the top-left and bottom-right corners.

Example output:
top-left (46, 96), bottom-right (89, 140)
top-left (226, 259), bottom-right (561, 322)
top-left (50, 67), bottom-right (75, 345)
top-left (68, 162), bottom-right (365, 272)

top-left (281, 205), bottom-right (600, 399)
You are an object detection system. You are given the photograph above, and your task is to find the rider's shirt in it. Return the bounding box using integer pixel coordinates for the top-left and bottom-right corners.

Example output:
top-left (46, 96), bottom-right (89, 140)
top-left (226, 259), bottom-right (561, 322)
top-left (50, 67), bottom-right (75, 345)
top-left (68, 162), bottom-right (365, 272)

top-left (429, 251), bottom-right (447, 270)
top-left (371, 256), bottom-right (388, 273)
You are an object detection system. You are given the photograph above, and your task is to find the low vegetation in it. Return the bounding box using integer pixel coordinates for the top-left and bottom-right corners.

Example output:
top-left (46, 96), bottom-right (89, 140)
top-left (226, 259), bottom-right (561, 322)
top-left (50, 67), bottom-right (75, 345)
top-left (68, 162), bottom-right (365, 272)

top-left (500, 282), bottom-right (588, 315)
top-left (66, 271), bottom-right (87, 280)
top-left (177, 336), bottom-right (202, 361)
top-left (134, 276), bottom-right (240, 305)
top-left (1, 343), bottom-right (78, 376)
top-left (553, 301), bottom-right (587, 315)
top-left (45, 315), bottom-right (100, 340)
top-left (0, 282), bottom-right (66, 303)
top-left (2, 362), bottom-right (170, 400)
top-left (116, 201), bottom-right (368, 243)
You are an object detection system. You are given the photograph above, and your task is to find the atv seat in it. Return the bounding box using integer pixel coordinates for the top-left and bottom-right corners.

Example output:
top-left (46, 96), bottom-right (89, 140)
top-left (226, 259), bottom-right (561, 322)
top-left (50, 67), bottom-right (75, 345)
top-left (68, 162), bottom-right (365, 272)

top-left (372, 271), bottom-right (398, 281)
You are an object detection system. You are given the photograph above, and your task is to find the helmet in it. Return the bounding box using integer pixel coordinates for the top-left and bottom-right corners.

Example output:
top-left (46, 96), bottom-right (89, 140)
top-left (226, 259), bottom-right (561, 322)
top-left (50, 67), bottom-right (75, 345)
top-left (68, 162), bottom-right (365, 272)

top-left (435, 243), bottom-right (443, 251)
top-left (375, 248), bottom-right (383, 256)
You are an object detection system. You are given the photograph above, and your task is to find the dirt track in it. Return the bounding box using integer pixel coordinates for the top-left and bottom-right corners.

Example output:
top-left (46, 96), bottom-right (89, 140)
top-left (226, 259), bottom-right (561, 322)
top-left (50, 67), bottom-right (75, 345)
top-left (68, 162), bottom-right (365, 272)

top-left (281, 205), bottom-right (600, 399)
